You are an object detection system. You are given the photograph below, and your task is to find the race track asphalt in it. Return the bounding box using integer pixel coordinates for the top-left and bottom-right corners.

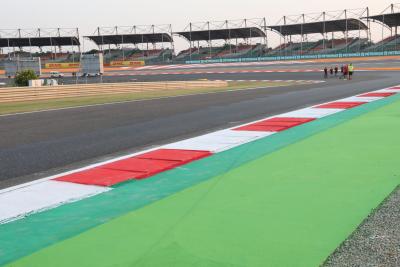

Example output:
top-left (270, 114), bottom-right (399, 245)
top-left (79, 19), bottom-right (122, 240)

top-left (1, 70), bottom-right (399, 189)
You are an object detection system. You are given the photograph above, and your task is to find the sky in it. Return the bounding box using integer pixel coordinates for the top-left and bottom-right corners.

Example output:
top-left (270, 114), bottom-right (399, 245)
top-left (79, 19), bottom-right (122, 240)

top-left (0, 0), bottom-right (397, 52)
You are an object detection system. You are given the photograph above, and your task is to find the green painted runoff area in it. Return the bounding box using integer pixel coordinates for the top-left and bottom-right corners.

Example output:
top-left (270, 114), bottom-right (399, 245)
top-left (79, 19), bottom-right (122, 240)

top-left (4, 90), bottom-right (389, 265)
top-left (9, 97), bottom-right (400, 266)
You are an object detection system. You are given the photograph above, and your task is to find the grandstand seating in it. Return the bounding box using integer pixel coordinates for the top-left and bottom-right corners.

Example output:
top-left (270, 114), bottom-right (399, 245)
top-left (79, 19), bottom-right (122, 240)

top-left (238, 44), bottom-right (265, 57)
top-left (266, 38), bottom-right (375, 56)
top-left (308, 39), bottom-right (348, 54)
top-left (103, 49), bottom-right (127, 62)
top-left (269, 41), bottom-right (318, 56)
top-left (35, 52), bottom-right (70, 63)
top-left (340, 38), bottom-right (371, 53)
top-left (100, 48), bottom-right (173, 64)
top-left (175, 46), bottom-right (225, 61)
top-left (364, 35), bottom-right (400, 52)
top-left (175, 48), bottom-right (199, 60)
top-left (121, 49), bottom-right (173, 63)
top-left (175, 44), bottom-right (266, 61)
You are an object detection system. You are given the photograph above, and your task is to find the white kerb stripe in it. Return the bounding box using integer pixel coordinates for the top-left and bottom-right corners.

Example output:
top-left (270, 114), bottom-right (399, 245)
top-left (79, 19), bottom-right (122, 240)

top-left (0, 181), bottom-right (110, 224)
top-left (374, 89), bottom-right (400, 93)
top-left (275, 107), bottom-right (343, 119)
top-left (162, 130), bottom-right (274, 152)
top-left (338, 96), bottom-right (383, 103)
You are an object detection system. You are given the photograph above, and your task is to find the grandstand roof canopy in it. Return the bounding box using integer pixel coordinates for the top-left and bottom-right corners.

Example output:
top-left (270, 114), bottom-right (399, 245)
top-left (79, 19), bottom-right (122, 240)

top-left (176, 27), bottom-right (266, 41)
top-left (268, 18), bottom-right (368, 36)
top-left (86, 33), bottom-right (173, 45)
top-left (0, 36), bottom-right (80, 48)
top-left (365, 12), bottom-right (400, 28)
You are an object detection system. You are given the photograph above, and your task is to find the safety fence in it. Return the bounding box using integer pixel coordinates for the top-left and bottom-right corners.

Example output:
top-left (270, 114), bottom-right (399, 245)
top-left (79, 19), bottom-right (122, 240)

top-left (185, 50), bottom-right (400, 64)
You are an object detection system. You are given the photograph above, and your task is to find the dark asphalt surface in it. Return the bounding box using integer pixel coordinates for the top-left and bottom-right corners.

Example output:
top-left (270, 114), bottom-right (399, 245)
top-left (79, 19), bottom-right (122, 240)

top-left (61, 72), bottom-right (327, 84)
top-left (1, 57), bottom-right (400, 85)
top-left (1, 70), bottom-right (400, 189)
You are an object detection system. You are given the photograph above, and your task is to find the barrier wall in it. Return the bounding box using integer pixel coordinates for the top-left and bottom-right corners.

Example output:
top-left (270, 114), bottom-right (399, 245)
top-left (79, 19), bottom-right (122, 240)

top-left (45, 63), bottom-right (80, 69)
top-left (110, 61), bottom-right (145, 67)
top-left (185, 50), bottom-right (400, 64)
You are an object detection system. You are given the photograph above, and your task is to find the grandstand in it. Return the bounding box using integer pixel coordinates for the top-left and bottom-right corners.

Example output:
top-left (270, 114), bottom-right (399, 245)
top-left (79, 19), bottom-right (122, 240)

top-left (363, 4), bottom-right (400, 52)
top-left (175, 19), bottom-right (268, 61)
top-left (85, 25), bottom-right (174, 64)
top-left (0, 28), bottom-right (80, 66)
top-left (1, 5), bottom-right (400, 67)
top-left (267, 8), bottom-right (372, 56)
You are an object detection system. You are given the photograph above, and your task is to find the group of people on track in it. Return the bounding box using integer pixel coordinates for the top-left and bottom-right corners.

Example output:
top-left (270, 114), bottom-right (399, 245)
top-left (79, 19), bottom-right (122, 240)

top-left (324, 64), bottom-right (354, 80)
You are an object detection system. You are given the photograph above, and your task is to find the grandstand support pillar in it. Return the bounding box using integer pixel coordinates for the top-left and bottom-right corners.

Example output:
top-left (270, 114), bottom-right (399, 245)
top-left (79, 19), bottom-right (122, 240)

top-left (71, 36), bottom-right (75, 63)
top-left (382, 15), bottom-right (385, 53)
top-left (263, 17), bottom-right (269, 52)
top-left (227, 20), bottom-right (232, 55)
top-left (249, 26), bottom-right (253, 57)
top-left (161, 33), bottom-right (165, 62)
top-left (322, 12), bottom-right (326, 50)
top-left (300, 14), bottom-right (305, 55)
top-left (169, 24), bottom-right (174, 62)
top-left (358, 21), bottom-right (361, 53)
top-left (345, 10), bottom-right (348, 53)
top-left (133, 25), bottom-right (137, 53)
top-left (115, 26), bottom-right (125, 61)
top-left (122, 38), bottom-right (125, 61)
top-left (208, 22), bottom-right (212, 59)
top-left (283, 16), bottom-right (287, 57)
top-left (50, 36), bottom-right (55, 61)
top-left (366, 7), bottom-right (372, 46)
top-left (141, 34), bottom-right (145, 59)
top-left (82, 38), bottom-right (86, 59)
top-left (28, 37), bottom-right (32, 58)
top-left (18, 29), bottom-right (22, 54)
top-left (7, 38), bottom-right (10, 59)
top-left (99, 27), bottom-right (104, 53)
top-left (279, 26), bottom-right (283, 57)
top-left (77, 28), bottom-right (81, 55)
top-left (189, 23), bottom-right (193, 61)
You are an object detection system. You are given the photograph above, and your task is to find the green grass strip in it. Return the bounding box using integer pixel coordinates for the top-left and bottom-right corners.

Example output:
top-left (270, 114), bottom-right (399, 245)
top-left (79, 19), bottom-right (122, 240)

top-left (2, 94), bottom-right (400, 266)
